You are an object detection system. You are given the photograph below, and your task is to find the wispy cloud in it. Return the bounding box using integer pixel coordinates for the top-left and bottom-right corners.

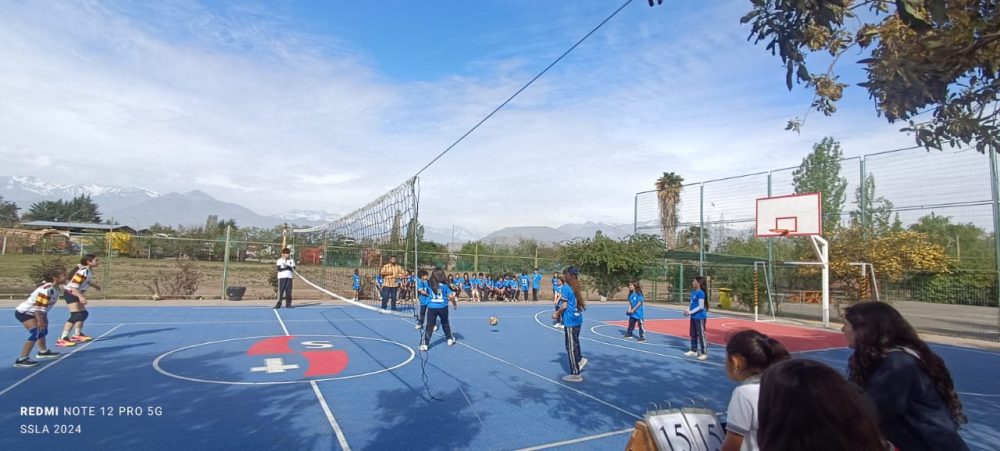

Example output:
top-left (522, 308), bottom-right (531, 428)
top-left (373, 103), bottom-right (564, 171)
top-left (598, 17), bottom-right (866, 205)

top-left (0, 1), bottom-right (915, 232)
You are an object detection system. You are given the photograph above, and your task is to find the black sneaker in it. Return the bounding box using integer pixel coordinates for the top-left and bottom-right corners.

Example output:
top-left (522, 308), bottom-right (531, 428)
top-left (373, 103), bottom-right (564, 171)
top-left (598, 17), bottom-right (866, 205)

top-left (36, 350), bottom-right (61, 359)
top-left (15, 358), bottom-right (39, 368)
top-left (637, 337), bottom-right (647, 343)
top-left (285, 304), bottom-right (293, 309)
top-left (273, 303), bottom-right (282, 309)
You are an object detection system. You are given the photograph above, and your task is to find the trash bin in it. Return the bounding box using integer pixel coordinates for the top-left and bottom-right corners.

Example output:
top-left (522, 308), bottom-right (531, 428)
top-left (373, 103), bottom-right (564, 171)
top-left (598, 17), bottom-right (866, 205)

top-left (718, 288), bottom-right (732, 310)
top-left (227, 286), bottom-right (246, 301)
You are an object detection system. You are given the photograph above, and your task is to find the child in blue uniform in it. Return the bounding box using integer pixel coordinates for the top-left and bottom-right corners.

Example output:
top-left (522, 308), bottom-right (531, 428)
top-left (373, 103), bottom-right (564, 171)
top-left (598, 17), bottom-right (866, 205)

top-left (531, 269), bottom-right (543, 302)
top-left (625, 280), bottom-right (646, 342)
top-left (683, 276), bottom-right (709, 360)
top-left (352, 269), bottom-right (362, 300)
top-left (551, 272), bottom-right (560, 300)
top-left (552, 276), bottom-right (564, 328)
top-left (552, 267), bottom-right (586, 382)
top-left (519, 272), bottom-right (530, 301)
top-left (414, 270), bottom-right (431, 330)
top-left (420, 268), bottom-right (458, 351)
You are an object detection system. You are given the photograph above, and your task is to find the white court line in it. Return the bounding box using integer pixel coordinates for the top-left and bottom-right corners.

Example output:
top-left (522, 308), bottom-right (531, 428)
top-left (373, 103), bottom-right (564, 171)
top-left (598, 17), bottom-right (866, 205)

top-left (533, 311), bottom-right (723, 367)
top-left (458, 340), bottom-right (642, 421)
top-left (272, 309), bottom-right (350, 451)
top-left (590, 325), bottom-right (689, 351)
top-left (0, 323), bottom-right (123, 397)
top-left (516, 428), bottom-right (634, 451)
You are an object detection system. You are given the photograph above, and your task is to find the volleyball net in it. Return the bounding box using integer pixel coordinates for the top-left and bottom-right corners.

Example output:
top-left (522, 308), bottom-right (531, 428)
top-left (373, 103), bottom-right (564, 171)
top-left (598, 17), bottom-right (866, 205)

top-left (291, 177), bottom-right (420, 317)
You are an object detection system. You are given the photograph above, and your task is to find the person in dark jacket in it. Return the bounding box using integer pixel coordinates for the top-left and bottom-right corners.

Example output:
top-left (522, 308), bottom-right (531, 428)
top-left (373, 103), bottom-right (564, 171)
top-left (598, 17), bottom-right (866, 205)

top-left (843, 302), bottom-right (969, 451)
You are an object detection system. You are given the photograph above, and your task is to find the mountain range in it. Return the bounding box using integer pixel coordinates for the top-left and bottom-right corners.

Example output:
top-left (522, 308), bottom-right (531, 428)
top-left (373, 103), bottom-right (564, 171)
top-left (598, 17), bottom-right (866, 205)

top-left (0, 176), bottom-right (632, 243)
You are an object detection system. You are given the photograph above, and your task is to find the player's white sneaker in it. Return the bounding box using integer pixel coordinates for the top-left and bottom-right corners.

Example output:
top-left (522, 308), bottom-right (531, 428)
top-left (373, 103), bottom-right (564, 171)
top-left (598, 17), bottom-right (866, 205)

top-left (447, 338), bottom-right (456, 346)
top-left (419, 344), bottom-right (428, 351)
top-left (684, 351), bottom-right (697, 357)
top-left (579, 357), bottom-right (588, 371)
top-left (562, 374), bottom-right (583, 383)
top-left (554, 324), bottom-right (564, 329)
top-left (414, 323), bottom-right (422, 329)
top-left (697, 354), bottom-right (708, 361)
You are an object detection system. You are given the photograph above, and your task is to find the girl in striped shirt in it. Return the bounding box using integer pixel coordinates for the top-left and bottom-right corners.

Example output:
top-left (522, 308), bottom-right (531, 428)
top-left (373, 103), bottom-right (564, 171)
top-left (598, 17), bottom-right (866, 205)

top-left (14, 269), bottom-right (66, 367)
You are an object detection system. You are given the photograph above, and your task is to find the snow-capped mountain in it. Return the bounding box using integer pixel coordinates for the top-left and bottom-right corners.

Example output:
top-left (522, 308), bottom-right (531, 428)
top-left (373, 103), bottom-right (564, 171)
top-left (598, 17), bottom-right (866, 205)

top-left (272, 209), bottom-right (342, 224)
top-left (1, 176), bottom-right (159, 212)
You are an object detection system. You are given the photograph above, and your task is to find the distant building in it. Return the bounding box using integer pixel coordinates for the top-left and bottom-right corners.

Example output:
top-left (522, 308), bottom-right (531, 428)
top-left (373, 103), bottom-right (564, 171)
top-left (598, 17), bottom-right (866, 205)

top-left (20, 221), bottom-right (137, 235)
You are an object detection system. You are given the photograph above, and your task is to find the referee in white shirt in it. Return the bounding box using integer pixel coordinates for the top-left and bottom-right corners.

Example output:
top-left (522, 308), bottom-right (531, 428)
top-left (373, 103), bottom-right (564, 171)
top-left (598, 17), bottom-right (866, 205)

top-left (275, 248), bottom-right (295, 309)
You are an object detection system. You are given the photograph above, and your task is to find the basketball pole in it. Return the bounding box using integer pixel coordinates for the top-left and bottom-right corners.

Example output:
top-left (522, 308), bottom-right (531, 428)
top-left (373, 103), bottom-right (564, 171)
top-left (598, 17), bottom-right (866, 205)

top-left (810, 235), bottom-right (830, 327)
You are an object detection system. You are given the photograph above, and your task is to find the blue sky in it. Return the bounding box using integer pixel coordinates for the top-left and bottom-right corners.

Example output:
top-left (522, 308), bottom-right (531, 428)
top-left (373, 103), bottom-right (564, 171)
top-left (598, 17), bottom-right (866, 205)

top-left (0, 0), bottom-right (919, 232)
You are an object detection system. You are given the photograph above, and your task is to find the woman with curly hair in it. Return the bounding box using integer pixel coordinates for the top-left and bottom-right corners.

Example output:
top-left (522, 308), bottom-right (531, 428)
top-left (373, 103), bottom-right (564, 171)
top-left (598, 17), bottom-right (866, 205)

top-left (843, 302), bottom-right (969, 451)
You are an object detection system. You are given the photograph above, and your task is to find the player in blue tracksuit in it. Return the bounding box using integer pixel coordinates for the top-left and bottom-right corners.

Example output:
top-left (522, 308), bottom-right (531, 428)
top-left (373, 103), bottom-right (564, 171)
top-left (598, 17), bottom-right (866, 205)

top-left (461, 272), bottom-right (473, 298)
top-left (625, 281), bottom-right (646, 342)
top-left (414, 270), bottom-right (431, 330)
top-left (352, 269), bottom-right (362, 300)
top-left (531, 269), bottom-right (543, 302)
top-left (420, 268), bottom-right (458, 351)
top-left (551, 272), bottom-right (560, 300)
top-left (684, 276), bottom-right (709, 360)
top-left (519, 273), bottom-right (530, 301)
top-left (553, 267), bottom-right (586, 382)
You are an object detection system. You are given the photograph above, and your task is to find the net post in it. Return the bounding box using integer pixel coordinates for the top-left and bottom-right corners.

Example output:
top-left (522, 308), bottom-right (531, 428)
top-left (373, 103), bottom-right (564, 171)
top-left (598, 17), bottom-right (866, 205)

top-left (753, 263), bottom-right (760, 322)
top-left (221, 225), bottom-right (231, 300)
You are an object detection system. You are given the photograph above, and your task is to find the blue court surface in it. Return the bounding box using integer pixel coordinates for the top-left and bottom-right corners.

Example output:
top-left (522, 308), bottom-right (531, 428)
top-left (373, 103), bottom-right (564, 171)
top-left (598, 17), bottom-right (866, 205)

top-left (1, 304), bottom-right (998, 451)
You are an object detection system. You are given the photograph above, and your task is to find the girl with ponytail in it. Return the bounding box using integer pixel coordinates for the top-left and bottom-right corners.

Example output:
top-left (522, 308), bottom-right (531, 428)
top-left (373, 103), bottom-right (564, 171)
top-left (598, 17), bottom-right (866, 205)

top-left (552, 266), bottom-right (586, 382)
top-left (721, 330), bottom-right (790, 451)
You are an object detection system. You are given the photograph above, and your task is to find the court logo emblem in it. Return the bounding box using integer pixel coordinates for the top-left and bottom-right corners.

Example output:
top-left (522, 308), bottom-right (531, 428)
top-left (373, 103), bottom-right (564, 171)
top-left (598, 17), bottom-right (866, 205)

top-left (153, 334), bottom-right (415, 385)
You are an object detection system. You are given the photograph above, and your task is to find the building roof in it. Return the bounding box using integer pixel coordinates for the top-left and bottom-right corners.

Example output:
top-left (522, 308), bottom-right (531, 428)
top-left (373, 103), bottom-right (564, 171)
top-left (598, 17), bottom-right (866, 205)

top-left (20, 221), bottom-right (137, 234)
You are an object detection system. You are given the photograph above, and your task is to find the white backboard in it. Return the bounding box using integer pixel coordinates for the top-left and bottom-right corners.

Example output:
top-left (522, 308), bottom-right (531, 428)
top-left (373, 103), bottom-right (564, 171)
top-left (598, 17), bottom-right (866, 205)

top-left (755, 192), bottom-right (822, 237)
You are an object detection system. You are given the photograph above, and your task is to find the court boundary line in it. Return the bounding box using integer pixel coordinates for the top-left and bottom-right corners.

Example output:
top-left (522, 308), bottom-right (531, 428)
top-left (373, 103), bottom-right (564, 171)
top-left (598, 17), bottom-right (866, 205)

top-left (516, 427), bottom-right (634, 451)
top-left (0, 323), bottom-right (123, 397)
top-left (532, 311), bottom-right (724, 367)
top-left (457, 340), bottom-right (642, 420)
top-left (274, 310), bottom-right (351, 451)
top-left (589, 324), bottom-right (689, 351)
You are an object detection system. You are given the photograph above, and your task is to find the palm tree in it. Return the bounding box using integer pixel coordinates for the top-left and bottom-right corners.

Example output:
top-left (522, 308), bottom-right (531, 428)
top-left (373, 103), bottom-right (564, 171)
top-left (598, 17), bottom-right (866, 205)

top-left (655, 172), bottom-right (684, 250)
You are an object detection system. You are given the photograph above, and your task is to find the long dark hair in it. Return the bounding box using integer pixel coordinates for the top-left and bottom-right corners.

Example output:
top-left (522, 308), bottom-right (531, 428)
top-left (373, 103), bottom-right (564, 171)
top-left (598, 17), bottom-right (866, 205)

top-left (725, 330), bottom-right (789, 376)
top-left (562, 267), bottom-right (585, 311)
top-left (758, 359), bottom-right (887, 451)
top-left (845, 302), bottom-right (966, 424)
top-left (693, 276), bottom-right (709, 311)
top-left (629, 280), bottom-right (643, 297)
top-left (80, 254), bottom-right (98, 266)
top-left (429, 268), bottom-right (448, 295)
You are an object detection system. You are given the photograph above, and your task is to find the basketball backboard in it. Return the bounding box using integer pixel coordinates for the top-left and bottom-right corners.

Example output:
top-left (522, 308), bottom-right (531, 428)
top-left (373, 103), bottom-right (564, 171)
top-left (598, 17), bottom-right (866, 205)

top-left (755, 192), bottom-right (822, 237)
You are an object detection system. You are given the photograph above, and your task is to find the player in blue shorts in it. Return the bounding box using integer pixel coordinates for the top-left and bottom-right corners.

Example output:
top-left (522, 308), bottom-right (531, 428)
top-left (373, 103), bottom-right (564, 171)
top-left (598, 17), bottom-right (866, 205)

top-left (414, 270), bottom-right (431, 330)
top-left (519, 272), bottom-right (530, 302)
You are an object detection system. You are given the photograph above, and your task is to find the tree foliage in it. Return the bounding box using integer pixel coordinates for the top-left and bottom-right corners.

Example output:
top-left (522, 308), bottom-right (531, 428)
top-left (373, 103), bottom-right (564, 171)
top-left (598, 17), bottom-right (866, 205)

top-left (560, 232), bottom-right (664, 300)
top-left (849, 173), bottom-right (901, 236)
top-left (742, 0), bottom-right (1000, 152)
top-left (0, 195), bottom-right (19, 227)
top-left (908, 213), bottom-right (993, 270)
top-left (655, 172), bottom-right (684, 250)
top-left (827, 224), bottom-right (951, 302)
top-left (792, 137), bottom-right (847, 234)
top-left (23, 195), bottom-right (102, 223)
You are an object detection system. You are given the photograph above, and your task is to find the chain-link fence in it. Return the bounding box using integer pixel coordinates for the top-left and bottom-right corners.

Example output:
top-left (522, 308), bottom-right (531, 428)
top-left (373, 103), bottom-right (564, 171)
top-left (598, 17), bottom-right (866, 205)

top-left (635, 146), bottom-right (1000, 341)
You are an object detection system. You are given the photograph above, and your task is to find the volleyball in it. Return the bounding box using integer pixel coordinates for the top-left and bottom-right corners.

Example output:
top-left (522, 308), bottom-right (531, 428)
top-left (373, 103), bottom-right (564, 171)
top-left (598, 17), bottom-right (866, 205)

top-left (488, 316), bottom-right (498, 326)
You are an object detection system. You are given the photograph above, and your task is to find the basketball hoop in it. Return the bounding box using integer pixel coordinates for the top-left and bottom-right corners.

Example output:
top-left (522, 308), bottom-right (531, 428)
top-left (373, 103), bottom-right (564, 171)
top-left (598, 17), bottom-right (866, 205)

top-left (768, 228), bottom-right (790, 236)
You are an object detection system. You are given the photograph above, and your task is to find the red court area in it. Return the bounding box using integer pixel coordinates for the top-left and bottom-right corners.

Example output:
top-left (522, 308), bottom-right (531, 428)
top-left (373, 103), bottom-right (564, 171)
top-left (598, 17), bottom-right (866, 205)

top-left (607, 318), bottom-right (847, 352)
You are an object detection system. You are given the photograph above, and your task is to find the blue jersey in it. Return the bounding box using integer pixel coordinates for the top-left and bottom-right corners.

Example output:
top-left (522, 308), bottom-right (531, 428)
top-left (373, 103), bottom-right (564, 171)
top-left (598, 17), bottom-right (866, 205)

top-left (454, 277), bottom-right (464, 287)
top-left (551, 277), bottom-right (559, 290)
top-left (427, 283), bottom-right (453, 309)
top-left (352, 274), bottom-right (361, 290)
top-left (689, 289), bottom-right (707, 320)
top-left (507, 279), bottom-right (517, 289)
top-left (560, 285), bottom-right (582, 327)
top-left (519, 275), bottom-right (530, 290)
top-left (375, 275), bottom-right (384, 287)
top-left (417, 280), bottom-right (431, 306)
top-left (532, 273), bottom-right (543, 289)
top-left (462, 278), bottom-right (472, 289)
top-left (628, 292), bottom-right (645, 320)
top-left (494, 280), bottom-right (503, 289)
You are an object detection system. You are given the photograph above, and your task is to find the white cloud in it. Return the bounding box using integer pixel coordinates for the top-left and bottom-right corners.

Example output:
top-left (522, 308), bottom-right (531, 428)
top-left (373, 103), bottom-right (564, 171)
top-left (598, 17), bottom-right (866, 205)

top-left (0, 1), bottom-right (919, 233)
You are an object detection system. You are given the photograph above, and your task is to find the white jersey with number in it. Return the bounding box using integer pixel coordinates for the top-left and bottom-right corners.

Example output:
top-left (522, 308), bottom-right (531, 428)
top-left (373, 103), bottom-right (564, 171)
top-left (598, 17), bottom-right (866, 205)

top-left (16, 283), bottom-right (60, 315)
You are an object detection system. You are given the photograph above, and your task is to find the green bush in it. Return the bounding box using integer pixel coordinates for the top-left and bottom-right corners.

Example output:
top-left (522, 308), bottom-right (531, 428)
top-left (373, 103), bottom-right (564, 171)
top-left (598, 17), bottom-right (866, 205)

top-left (911, 272), bottom-right (996, 306)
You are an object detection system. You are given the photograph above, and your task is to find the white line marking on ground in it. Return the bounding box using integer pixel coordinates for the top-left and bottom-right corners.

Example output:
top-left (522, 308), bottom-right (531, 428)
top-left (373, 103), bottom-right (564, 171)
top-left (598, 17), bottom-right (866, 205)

top-left (273, 309), bottom-right (350, 451)
top-left (311, 380), bottom-right (352, 451)
top-left (458, 340), bottom-right (642, 420)
top-left (516, 428), bottom-right (634, 451)
top-left (589, 324), bottom-right (689, 351)
top-left (0, 323), bottom-right (123, 397)
top-left (533, 311), bottom-right (723, 367)
top-left (273, 309), bottom-right (290, 335)
top-left (458, 384), bottom-right (486, 428)
top-left (957, 392), bottom-right (1000, 398)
